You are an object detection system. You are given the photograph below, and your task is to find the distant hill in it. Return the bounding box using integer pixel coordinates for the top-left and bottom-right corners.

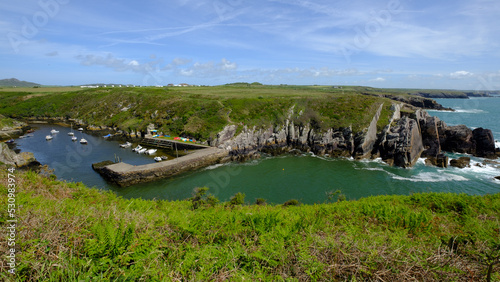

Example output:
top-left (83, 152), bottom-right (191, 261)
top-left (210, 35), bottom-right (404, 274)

top-left (0, 78), bottom-right (41, 87)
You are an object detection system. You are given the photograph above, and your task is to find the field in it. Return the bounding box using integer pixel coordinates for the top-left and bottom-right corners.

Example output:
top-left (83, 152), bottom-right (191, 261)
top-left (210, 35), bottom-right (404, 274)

top-left (0, 169), bottom-right (498, 281)
top-left (0, 85), bottom-right (397, 140)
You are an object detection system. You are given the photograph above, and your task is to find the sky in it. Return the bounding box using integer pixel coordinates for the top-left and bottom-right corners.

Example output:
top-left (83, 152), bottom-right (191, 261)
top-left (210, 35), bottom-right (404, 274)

top-left (1, 0), bottom-right (500, 89)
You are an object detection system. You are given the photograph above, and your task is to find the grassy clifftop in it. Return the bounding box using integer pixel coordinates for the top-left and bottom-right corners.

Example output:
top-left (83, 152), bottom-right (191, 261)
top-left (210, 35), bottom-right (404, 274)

top-left (0, 169), bottom-right (499, 280)
top-left (0, 85), bottom-right (397, 140)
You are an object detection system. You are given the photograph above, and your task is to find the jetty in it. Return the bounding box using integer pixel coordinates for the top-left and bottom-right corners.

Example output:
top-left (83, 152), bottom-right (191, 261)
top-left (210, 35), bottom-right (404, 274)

top-left (93, 147), bottom-right (228, 187)
top-left (141, 137), bottom-right (209, 150)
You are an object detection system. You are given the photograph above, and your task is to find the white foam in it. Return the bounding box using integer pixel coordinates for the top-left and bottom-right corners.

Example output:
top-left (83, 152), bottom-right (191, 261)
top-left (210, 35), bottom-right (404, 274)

top-left (204, 163), bottom-right (226, 170)
top-left (495, 141), bottom-right (500, 149)
top-left (392, 172), bottom-right (469, 182)
top-left (453, 108), bottom-right (487, 114)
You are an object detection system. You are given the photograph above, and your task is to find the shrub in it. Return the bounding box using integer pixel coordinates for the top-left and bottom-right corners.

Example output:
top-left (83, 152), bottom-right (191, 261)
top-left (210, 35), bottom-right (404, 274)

top-left (229, 192), bottom-right (245, 206)
top-left (255, 198), bottom-right (267, 206)
top-left (283, 199), bottom-right (300, 207)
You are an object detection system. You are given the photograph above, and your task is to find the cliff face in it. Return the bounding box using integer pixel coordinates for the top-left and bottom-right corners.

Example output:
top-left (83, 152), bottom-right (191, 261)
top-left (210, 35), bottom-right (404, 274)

top-left (212, 104), bottom-right (497, 168)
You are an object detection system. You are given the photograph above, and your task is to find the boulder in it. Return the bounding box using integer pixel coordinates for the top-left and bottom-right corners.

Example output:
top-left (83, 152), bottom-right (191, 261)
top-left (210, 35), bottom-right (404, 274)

top-left (450, 157), bottom-right (471, 169)
top-left (425, 154), bottom-right (448, 168)
top-left (495, 176), bottom-right (500, 181)
top-left (472, 128), bottom-right (496, 158)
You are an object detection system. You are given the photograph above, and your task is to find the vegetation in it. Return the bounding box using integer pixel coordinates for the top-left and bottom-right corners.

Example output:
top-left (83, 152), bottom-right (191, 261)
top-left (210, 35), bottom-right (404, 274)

top-left (1, 168), bottom-right (498, 281)
top-left (0, 85), bottom-right (402, 140)
top-left (0, 115), bottom-right (15, 129)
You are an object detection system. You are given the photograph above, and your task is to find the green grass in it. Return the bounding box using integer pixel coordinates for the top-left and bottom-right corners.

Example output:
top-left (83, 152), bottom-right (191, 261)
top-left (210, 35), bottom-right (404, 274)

top-left (0, 85), bottom-right (398, 140)
top-left (0, 168), bottom-right (498, 281)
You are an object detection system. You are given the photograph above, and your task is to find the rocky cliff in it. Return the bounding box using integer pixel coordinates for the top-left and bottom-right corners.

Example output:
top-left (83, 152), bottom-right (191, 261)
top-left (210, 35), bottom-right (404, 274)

top-left (0, 143), bottom-right (38, 168)
top-left (212, 104), bottom-right (497, 168)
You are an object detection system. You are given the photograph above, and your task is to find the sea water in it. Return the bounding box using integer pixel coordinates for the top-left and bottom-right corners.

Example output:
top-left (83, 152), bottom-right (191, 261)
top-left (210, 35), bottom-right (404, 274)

top-left (13, 97), bottom-right (500, 204)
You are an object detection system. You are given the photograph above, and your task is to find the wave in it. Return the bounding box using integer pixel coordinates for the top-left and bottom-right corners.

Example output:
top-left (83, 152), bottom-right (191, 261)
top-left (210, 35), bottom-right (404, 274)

top-left (453, 108), bottom-right (488, 114)
top-left (391, 172), bottom-right (469, 183)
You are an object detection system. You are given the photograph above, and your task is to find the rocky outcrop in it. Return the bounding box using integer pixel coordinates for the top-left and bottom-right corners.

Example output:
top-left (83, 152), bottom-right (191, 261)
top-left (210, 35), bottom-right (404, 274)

top-left (213, 102), bottom-right (497, 168)
top-left (450, 157), bottom-right (471, 169)
top-left (472, 128), bottom-right (496, 157)
top-left (0, 143), bottom-right (38, 168)
top-left (441, 125), bottom-right (474, 154)
top-left (354, 104), bottom-right (384, 159)
top-left (425, 154), bottom-right (448, 168)
top-left (0, 117), bottom-right (27, 140)
top-left (416, 110), bottom-right (442, 157)
top-left (379, 116), bottom-right (424, 168)
top-left (362, 93), bottom-right (453, 111)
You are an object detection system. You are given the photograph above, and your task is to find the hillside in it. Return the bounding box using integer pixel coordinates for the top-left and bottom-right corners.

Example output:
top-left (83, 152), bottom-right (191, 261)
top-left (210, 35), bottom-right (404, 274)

top-left (0, 78), bottom-right (40, 87)
top-left (0, 85), bottom-right (399, 140)
top-left (0, 169), bottom-right (498, 281)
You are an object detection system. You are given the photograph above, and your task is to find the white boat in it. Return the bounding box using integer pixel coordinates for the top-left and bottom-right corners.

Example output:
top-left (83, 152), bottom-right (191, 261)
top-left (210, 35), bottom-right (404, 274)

top-left (46, 135), bottom-right (53, 140)
top-left (51, 129), bottom-right (59, 134)
top-left (161, 156), bottom-right (168, 160)
top-left (80, 138), bottom-right (88, 144)
top-left (145, 149), bottom-right (157, 155)
top-left (132, 145), bottom-right (142, 152)
top-left (138, 148), bottom-right (147, 154)
top-left (78, 128), bottom-right (84, 131)
top-left (72, 136), bottom-right (78, 141)
top-left (68, 132), bottom-right (74, 136)
top-left (120, 142), bottom-right (132, 148)
top-left (154, 156), bottom-right (162, 162)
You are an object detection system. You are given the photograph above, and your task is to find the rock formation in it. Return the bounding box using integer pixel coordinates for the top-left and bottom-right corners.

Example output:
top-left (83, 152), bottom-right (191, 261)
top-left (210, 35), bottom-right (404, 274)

top-left (0, 143), bottom-right (38, 168)
top-left (450, 157), bottom-right (471, 169)
top-left (213, 103), bottom-right (497, 168)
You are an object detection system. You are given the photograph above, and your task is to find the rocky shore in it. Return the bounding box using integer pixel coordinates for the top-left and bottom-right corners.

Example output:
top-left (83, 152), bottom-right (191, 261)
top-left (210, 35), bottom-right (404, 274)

top-left (211, 103), bottom-right (498, 168)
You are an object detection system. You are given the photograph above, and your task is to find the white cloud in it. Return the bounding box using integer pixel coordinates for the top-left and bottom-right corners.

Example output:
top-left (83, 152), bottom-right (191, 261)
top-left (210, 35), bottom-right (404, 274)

top-left (450, 70), bottom-right (474, 79)
top-left (369, 77), bottom-right (385, 82)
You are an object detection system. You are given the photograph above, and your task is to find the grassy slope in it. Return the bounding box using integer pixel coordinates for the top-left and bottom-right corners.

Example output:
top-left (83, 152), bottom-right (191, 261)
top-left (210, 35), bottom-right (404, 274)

top-left (0, 169), bottom-right (499, 281)
top-left (0, 85), bottom-right (396, 140)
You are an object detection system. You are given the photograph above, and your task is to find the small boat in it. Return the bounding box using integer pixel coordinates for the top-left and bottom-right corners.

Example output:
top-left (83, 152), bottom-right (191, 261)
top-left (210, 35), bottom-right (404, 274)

top-left (68, 132), bottom-right (74, 136)
top-left (138, 148), bottom-right (147, 154)
top-left (72, 136), bottom-right (78, 141)
top-left (51, 129), bottom-right (59, 134)
top-left (46, 135), bottom-right (53, 140)
top-left (146, 149), bottom-right (157, 155)
top-left (80, 138), bottom-right (88, 144)
top-left (161, 156), bottom-right (168, 160)
top-left (103, 134), bottom-right (112, 138)
top-left (5, 139), bottom-right (14, 144)
top-left (132, 145), bottom-right (142, 152)
top-left (78, 128), bottom-right (84, 131)
top-left (120, 142), bottom-right (132, 148)
top-left (154, 156), bottom-right (162, 162)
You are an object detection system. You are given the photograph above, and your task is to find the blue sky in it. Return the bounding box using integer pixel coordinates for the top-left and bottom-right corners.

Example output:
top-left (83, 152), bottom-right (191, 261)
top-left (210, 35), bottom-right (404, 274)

top-left (1, 0), bottom-right (500, 89)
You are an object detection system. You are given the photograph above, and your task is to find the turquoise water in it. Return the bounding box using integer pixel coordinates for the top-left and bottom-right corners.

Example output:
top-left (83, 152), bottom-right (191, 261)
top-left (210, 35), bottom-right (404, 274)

top-left (13, 97), bottom-right (500, 204)
top-left (115, 97), bottom-right (500, 204)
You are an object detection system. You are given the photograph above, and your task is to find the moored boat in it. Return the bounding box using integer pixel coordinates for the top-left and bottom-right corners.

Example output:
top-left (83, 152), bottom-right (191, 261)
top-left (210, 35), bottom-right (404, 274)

top-left (146, 149), bottom-right (157, 155)
top-left (51, 129), bottom-right (59, 134)
top-left (132, 145), bottom-right (142, 152)
top-left (5, 139), bottom-right (14, 143)
top-left (80, 138), bottom-right (88, 144)
top-left (154, 156), bottom-right (162, 162)
top-left (46, 135), bottom-right (53, 140)
top-left (72, 136), bottom-right (78, 141)
top-left (120, 142), bottom-right (132, 148)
